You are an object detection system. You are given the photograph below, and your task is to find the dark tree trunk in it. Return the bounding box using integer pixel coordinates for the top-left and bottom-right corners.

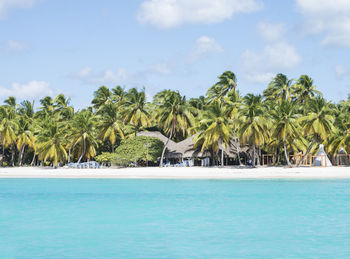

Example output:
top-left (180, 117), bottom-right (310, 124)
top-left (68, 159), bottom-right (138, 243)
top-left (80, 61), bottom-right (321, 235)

top-left (252, 144), bottom-right (256, 167)
top-left (10, 144), bottom-right (15, 167)
top-left (233, 130), bottom-right (242, 165)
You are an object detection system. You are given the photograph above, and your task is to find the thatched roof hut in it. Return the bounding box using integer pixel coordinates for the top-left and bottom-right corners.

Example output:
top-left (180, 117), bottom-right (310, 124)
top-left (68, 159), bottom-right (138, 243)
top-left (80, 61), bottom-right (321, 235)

top-left (137, 131), bottom-right (248, 160)
top-left (136, 131), bottom-right (182, 158)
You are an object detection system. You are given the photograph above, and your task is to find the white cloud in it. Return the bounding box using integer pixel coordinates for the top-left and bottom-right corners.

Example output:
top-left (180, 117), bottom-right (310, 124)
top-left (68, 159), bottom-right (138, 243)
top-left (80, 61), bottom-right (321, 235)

top-left (149, 63), bottom-right (172, 75)
top-left (137, 0), bottom-right (263, 29)
top-left (187, 36), bottom-right (224, 63)
top-left (6, 40), bottom-right (27, 52)
top-left (71, 67), bottom-right (131, 86)
top-left (296, 0), bottom-right (350, 47)
top-left (241, 42), bottom-right (302, 83)
top-left (335, 64), bottom-right (348, 79)
top-left (0, 81), bottom-right (53, 100)
top-left (258, 22), bottom-right (285, 42)
top-left (0, 0), bottom-right (36, 19)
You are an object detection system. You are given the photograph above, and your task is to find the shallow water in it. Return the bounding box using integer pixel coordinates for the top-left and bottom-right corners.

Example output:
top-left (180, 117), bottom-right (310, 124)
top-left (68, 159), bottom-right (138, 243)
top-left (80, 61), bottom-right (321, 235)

top-left (1, 179), bottom-right (350, 258)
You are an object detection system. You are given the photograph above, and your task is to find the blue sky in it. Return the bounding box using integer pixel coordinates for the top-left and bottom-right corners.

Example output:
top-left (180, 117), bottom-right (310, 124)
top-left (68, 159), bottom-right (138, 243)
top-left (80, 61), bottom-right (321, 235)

top-left (0, 0), bottom-right (349, 108)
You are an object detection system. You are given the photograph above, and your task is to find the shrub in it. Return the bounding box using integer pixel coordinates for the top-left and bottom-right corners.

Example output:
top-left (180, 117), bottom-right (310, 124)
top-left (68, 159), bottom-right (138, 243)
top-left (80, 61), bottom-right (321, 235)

top-left (112, 136), bottom-right (164, 167)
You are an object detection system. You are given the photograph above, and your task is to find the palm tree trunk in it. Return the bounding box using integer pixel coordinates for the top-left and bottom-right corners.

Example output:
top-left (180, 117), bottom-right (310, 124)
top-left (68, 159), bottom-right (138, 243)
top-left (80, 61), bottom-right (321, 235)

top-left (31, 153), bottom-right (36, 166)
top-left (252, 144), bottom-right (256, 167)
top-left (283, 139), bottom-right (291, 166)
top-left (68, 146), bottom-right (72, 163)
top-left (233, 130), bottom-right (242, 165)
top-left (10, 144), bottom-right (15, 167)
top-left (160, 127), bottom-right (173, 167)
top-left (221, 148), bottom-right (224, 168)
top-left (77, 137), bottom-right (86, 164)
top-left (18, 145), bottom-right (24, 166)
top-left (297, 139), bottom-right (315, 167)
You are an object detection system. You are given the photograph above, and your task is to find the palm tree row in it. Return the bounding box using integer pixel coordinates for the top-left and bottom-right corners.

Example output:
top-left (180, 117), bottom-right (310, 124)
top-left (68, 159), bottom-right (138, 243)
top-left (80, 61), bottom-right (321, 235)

top-left (0, 72), bottom-right (348, 167)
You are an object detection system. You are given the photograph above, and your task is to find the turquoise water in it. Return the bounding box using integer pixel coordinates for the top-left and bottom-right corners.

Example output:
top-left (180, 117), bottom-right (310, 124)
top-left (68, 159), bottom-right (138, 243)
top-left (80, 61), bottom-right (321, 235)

top-left (1, 179), bottom-right (350, 258)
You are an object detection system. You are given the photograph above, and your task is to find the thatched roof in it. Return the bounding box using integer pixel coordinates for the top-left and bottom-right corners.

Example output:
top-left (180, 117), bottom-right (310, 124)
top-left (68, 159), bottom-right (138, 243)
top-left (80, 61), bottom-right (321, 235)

top-left (137, 131), bottom-right (249, 159)
top-left (136, 131), bottom-right (182, 158)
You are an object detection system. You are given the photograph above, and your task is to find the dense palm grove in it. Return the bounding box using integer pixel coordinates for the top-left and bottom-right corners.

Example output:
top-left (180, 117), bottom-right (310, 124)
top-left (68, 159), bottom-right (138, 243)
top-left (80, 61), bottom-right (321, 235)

top-left (0, 71), bottom-right (349, 167)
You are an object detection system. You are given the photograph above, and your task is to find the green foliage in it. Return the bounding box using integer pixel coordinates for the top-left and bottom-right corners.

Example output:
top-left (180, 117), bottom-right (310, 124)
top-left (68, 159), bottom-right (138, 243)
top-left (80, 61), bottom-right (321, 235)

top-left (112, 136), bottom-right (164, 166)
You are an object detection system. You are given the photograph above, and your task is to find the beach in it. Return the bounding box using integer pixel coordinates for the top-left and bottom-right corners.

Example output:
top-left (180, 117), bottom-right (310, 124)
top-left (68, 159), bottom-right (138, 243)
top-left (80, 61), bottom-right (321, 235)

top-left (0, 166), bottom-right (349, 179)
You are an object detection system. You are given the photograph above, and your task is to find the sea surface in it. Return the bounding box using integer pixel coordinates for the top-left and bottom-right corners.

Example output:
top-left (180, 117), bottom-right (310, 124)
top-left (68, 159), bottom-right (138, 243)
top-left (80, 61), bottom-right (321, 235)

top-left (1, 179), bottom-right (350, 258)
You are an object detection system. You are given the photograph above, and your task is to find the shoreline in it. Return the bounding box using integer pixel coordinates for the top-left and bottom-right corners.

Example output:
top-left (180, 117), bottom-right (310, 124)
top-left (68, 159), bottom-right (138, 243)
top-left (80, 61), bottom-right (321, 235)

top-left (0, 166), bottom-right (349, 179)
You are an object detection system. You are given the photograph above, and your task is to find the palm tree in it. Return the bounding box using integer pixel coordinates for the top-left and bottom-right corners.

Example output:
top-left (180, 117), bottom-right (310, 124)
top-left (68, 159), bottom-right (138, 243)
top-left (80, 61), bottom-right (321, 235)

top-left (54, 94), bottom-right (74, 120)
top-left (36, 119), bottom-right (67, 167)
top-left (98, 103), bottom-right (125, 152)
top-left (224, 91), bottom-right (243, 165)
top-left (0, 105), bottom-right (18, 166)
top-left (122, 88), bottom-right (151, 136)
top-left (292, 75), bottom-right (320, 105)
top-left (239, 94), bottom-right (267, 166)
top-left (194, 101), bottom-right (232, 167)
top-left (264, 73), bottom-right (293, 103)
top-left (16, 117), bottom-right (35, 166)
top-left (270, 101), bottom-right (300, 166)
top-left (207, 71), bottom-right (237, 103)
top-left (91, 86), bottom-right (114, 111)
top-left (297, 96), bottom-right (335, 166)
top-left (153, 90), bottom-right (194, 167)
top-left (70, 110), bottom-right (98, 163)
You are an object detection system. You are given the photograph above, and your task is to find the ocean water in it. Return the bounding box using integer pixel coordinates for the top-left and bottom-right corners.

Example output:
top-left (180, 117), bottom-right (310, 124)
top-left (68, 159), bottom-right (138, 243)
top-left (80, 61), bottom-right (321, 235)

top-left (1, 179), bottom-right (350, 258)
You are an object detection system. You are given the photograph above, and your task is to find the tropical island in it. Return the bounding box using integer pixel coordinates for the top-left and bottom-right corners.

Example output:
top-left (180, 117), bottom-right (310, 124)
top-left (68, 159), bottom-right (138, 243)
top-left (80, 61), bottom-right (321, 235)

top-left (0, 71), bottom-right (349, 174)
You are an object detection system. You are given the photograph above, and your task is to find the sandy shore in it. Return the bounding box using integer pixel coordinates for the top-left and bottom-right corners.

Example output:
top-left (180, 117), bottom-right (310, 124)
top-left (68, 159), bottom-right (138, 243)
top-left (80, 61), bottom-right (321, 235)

top-left (0, 166), bottom-right (349, 179)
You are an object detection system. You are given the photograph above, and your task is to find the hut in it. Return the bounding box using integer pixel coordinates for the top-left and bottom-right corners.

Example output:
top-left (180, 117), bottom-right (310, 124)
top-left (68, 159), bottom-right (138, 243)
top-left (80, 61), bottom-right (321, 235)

top-left (335, 147), bottom-right (349, 166)
top-left (137, 131), bottom-right (249, 166)
top-left (314, 144), bottom-right (332, 167)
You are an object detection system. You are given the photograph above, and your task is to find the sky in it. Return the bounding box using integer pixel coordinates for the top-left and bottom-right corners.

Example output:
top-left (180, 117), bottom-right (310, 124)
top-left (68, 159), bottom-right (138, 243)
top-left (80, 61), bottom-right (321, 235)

top-left (0, 0), bottom-right (349, 108)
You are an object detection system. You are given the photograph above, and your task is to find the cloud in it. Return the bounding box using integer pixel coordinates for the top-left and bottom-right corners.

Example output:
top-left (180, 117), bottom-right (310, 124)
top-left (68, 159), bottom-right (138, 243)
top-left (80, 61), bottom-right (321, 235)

top-left (335, 64), bottom-right (348, 79)
top-left (0, 81), bottom-right (53, 100)
top-left (71, 67), bottom-right (134, 86)
top-left (187, 36), bottom-right (224, 63)
top-left (149, 63), bottom-right (172, 75)
top-left (5, 40), bottom-right (27, 52)
top-left (0, 0), bottom-right (36, 19)
top-left (241, 42), bottom-right (302, 83)
top-left (296, 0), bottom-right (350, 47)
top-left (257, 22), bottom-right (285, 42)
top-left (137, 0), bottom-right (263, 29)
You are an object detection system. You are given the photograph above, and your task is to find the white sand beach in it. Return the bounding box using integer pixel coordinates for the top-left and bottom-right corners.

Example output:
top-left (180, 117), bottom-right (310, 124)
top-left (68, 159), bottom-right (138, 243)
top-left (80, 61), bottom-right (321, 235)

top-left (0, 166), bottom-right (349, 179)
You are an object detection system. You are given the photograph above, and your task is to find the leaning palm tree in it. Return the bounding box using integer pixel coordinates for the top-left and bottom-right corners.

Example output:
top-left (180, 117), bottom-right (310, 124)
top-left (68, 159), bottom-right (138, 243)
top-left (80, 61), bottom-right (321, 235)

top-left (121, 88), bottom-right (151, 136)
top-left (153, 90), bottom-right (194, 167)
top-left (194, 101), bottom-right (232, 167)
top-left (36, 120), bottom-right (67, 167)
top-left (297, 96), bottom-right (335, 166)
top-left (239, 94), bottom-right (267, 166)
top-left (270, 101), bottom-right (300, 166)
top-left (16, 117), bottom-right (35, 166)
